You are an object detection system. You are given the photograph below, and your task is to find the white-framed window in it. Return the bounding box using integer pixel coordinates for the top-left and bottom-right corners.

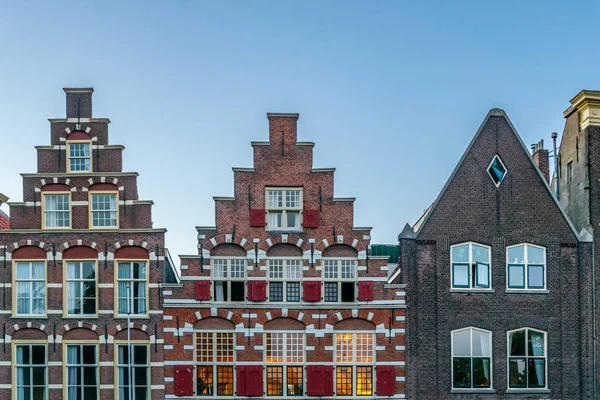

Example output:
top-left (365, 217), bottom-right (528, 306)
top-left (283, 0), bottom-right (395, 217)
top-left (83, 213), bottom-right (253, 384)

top-left (116, 261), bottom-right (148, 316)
top-left (67, 141), bottom-right (92, 172)
top-left (65, 343), bottom-right (98, 400)
top-left (43, 193), bottom-right (70, 228)
top-left (334, 332), bottom-right (374, 396)
top-left (195, 331), bottom-right (235, 396)
top-left (265, 332), bottom-right (305, 396)
top-left (90, 192), bottom-right (118, 228)
top-left (507, 244), bottom-right (546, 290)
top-left (66, 261), bottom-right (97, 316)
top-left (323, 259), bottom-right (357, 303)
top-left (507, 328), bottom-right (546, 389)
top-left (15, 343), bottom-right (46, 400)
top-left (451, 243), bottom-right (491, 290)
top-left (116, 343), bottom-right (149, 400)
top-left (268, 259), bottom-right (302, 302)
top-left (212, 258), bottom-right (246, 302)
top-left (265, 188), bottom-right (303, 230)
top-left (451, 327), bottom-right (492, 389)
top-left (15, 261), bottom-right (46, 316)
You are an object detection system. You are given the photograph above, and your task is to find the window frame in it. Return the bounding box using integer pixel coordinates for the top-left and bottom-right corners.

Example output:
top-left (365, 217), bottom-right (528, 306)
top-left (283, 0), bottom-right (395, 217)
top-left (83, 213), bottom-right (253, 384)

top-left (13, 259), bottom-right (47, 318)
top-left (506, 244), bottom-right (547, 291)
top-left (211, 257), bottom-right (247, 303)
top-left (450, 327), bottom-right (493, 390)
top-left (506, 327), bottom-right (547, 390)
top-left (267, 258), bottom-right (303, 303)
top-left (333, 331), bottom-right (376, 397)
top-left (63, 259), bottom-right (98, 318)
top-left (42, 191), bottom-right (72, 229)
top-left (66, 140), bottom-right (93, 173)
top-left (487, 155), bottom-right (507, 187)
top-left (264, 331), bottom-right (306, 397)
top-left (194, 330), bottom-right (236, 397)
top-left (113, 341), bottom-right (150, 400)
top-left (63, 341), bottom-right (99, 400)
top-left (322, 258), bottom-right (358, 303)
top-left (265, 187), bottom-right (304, 231)
top-left (89, 191), bottom-right (119, 229)
top-left (114, 259), bottom-right (150, 318)
top-left (450, 242), bottom-right (492, 291)
top-left (12, 341), bottom-right (48, 400)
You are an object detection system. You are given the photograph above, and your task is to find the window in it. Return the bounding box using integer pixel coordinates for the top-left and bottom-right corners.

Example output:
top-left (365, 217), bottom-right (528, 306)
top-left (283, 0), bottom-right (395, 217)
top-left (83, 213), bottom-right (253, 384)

top-left (68, 142), bottom-right (91, 172)
top-left (117, 344), bottom-right (149, 400)
top-left (117, 261), bottom-right (148, 316)
top-left (334, 332), bottom-right (374, 396)
top-left (15, 344), bottom-right (46, 400)
top-left (66, 261), bottom-right (96, 316)
top-left (43, 193), bottom-right (70, 228)
top-left (268, 259), bottom-right (302, 302)
top-left (266, 188), bottom-right (303, 230)
top-left (212, 258), bottom-right (246, 302)
top-left (567, 161), bottom-right (573, 182)
top-left (265, 332), bottom-right (304, 396)
top-left (15, 261), bottom-right (46, 316)
top-left (508, 328), bottom-right (546, 389)
top-left (195, 332), bottom-right (234, 396)
top-left (66, 344), bottom-right (98, 400)
top-left (323, 259), bottom-right (357, 303)
top-left (90, 192), bottom-right (118, 228)
top-left (452, 328), bottom-right (492, 389)
top-left (488, 155), bottom-right (507, 186)
top-left (451, 243), bottom-right (490, 290)
top-left (507, 244), bottom-right (546, 290)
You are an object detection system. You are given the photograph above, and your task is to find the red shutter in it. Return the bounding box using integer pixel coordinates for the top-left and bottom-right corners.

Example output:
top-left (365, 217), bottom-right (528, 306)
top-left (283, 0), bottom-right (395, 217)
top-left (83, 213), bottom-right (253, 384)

top-left (195, 280), bottom-right (210, 301)
top-left (323, 365), bottom-right (334, 396)
top-left (250, 209), bottom-right (265, 227)
top-left (175, 365), bottom-right (193, 396)
top-left (307, 365), bottom-right (334, 396)
top-left (303, 281), bottom-right (320, 302)
top-left (248, 280), bottom-right (267, 302)
top-left (237, 365), bottom-right (263, 396)
top-left (358, 280), bottom-right (374, 301)
top-left (376, 365), bottom-right (395, 396)
top-left (303, 209), bottom-right (319, 228)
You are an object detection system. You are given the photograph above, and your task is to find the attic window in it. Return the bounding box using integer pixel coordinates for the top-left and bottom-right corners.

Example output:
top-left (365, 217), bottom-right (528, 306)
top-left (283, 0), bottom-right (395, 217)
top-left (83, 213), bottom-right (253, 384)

top-left (488, 155), bottom-right (507, 186)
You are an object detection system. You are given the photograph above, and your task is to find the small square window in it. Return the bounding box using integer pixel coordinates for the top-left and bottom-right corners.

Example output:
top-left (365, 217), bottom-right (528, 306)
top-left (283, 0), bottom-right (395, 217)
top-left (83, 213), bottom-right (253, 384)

top-left (488, 155), bottom-right (507, 186)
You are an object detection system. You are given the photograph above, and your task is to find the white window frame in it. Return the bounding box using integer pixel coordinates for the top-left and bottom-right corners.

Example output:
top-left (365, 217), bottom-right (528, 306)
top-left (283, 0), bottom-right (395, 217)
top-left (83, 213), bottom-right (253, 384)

top-left (115, 342), bottom-right (150, 400)
top-left (450, 242), bottom-right (492, 290)
top-left (89, 191), bottom-right (119, 228)
top-left (451, 327), bottom-right (493, 390)
top-left (322, 258), bottom-right (358, 303)
top-left (506, 244), bottom-right (546, 291)
top-left (264, 331), bottom-right (305, 397)
top-left (67, 140), bottom-right (92, 173)
top-left (64, 260), bottom-right (98, 317)
top-left (13, 342), bottom-right (47, 400)
top-left (115, 260), bottom-right (149, 318)
top-left (334, 331), bottom-right (375, 397)
top-left (267, 258), bottom-right (303, 303)
top-left (14, 260), bottom-right (47, 317)
top-left (211, 257), bottom-right (247, 302)
top-left (487, 155), bottom-right (507, 187)
top-left (507, 328), bottom-right (547, 390)
top-left (42, 192), bottom-right (71, 229)
top-left (265, 187), bottom-right (303, 231)
top-left (64, 341), bottom-right (99, 400)
top-left (195, 331), bottom-right (235, 397)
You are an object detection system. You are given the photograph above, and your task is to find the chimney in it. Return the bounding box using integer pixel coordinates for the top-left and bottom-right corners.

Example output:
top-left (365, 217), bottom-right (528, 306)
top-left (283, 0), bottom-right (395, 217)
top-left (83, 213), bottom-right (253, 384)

top-left (267, 113), bottom-right (299, 146)
top-left (532, 139), bottom-right (550, 183)
top-left (63, 87), bottom-right (94, 119)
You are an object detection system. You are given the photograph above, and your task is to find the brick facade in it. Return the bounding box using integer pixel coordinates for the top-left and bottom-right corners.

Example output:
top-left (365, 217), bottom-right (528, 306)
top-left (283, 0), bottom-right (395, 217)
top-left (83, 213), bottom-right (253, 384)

top-left (162, 113), bottom-right (406, 399)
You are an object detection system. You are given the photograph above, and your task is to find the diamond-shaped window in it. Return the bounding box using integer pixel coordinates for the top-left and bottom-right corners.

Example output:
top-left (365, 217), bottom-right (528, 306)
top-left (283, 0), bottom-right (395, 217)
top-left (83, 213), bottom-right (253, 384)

top-left (488, 155), bottom-right (507, 186)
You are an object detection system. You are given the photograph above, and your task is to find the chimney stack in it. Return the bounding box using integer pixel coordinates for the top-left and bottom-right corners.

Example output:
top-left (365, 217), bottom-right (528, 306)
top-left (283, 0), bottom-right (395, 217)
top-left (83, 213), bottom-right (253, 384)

top-left (267, 113), bottom-right (299, 146)
top-left (63, 88), bottom-right (94, 119)
top-left (532, 139), bottom-right (550, 183)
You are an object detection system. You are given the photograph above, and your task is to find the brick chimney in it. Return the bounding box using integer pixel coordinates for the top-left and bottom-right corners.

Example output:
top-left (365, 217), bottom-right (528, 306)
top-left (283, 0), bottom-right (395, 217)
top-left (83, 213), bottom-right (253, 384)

top-left (532, 139), bottom-right (550, 183)
top-left (63, 88), bottom-right (93, 119)
top-left (267, 113), bottom-right (299, 145)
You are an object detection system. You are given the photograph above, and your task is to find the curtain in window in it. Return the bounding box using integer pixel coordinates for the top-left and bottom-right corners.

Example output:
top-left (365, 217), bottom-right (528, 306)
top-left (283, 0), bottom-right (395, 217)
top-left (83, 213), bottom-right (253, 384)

top-left (67, 346), bottom-right (79, 400)
top-left (118, 282), bottom-right (128, 314)
top-left (269, 212), bottom-right (281, 228)
top-left (215, 282), bottom-right (225, 301)
top-left (136, 282), bottom-right (145, 314)
top-left (530, 331), bottom-right (545, 385)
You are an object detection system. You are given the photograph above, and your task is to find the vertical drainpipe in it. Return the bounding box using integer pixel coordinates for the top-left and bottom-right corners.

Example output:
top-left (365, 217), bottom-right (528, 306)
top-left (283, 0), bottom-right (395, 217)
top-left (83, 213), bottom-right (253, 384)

top-left (552, 132), bottom-right (559, 199)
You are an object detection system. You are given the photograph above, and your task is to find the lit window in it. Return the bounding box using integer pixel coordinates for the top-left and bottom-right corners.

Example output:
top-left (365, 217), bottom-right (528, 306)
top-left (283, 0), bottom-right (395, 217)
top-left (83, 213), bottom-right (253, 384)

top-left (268, 259), bottom-right (302, 302)
top-left (117, 261), bottom-right (147, 316)
top-left (507, 244), bottom-right (546, 290)
top-left (43, 193), bottom-right (70, 228)
top-left (508, 328), bottom-right (546, 389)
top-left (15, 344), bottom-right (46, 400)
top-left (116, 344), bottom-right (149, 400)
top-left (488, 155), bottom-right (507, 186)
top-left (66, 344), bottom-right (98, 400)
top-left (451, 243), bottom-right (490, 289)
top-left (66, 261), bottom-right (96, 316)
top-left (323, 259), bottom-right (357, 303)
top-left (15, 261), bottom-right (46, 316)
top-left (212, 258), bottom-right (246, 302)
top-left (266, 188), bottom-right (303, 230)
top-left (334, 332), bottom-right (374, 396)
top-left (452, 328), bottom-right (492, 389)
top-left (265, 332), bottom-right (304, 396)
top-left (68, 142), bottom-right (91, 172)
top-left (195, 332), bottom-right (234, 396)
top-left (90, 193), bottom-right (118, 228)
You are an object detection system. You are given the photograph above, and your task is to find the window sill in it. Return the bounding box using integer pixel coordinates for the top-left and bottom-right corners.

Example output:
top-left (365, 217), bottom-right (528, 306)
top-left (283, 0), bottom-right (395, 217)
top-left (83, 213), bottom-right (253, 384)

top-left (265, 229), bottom-right (304, 233)
top-left (114, 315), bottom-right (150, 319)
top-left (451, 389), bottom-right (495, 394)
top-left (506, 389), bottom-right (550, 394)
top-left (63, 315), bottom-right (98, 319)
top-left (11, 315), bottom-right (47, 319)
top-left (450, 289), bottom-right (494, 294)
top-left (505, 289), bottom-right (549, 294)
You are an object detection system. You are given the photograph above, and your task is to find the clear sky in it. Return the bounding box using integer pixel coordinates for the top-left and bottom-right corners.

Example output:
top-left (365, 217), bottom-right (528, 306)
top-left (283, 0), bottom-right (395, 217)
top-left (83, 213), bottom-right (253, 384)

top-left (0, 1), bottom-right (598, 259)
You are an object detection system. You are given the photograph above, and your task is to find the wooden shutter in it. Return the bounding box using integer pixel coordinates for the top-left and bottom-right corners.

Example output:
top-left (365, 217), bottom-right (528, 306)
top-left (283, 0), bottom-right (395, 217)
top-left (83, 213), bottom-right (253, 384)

top-left (303, 281), bottom-right (320, 302)
top-left (249, 209), bottom-right (265, 227)
top-left (306, 365), bottom-right (324, 396)
top-left (358, 280), bottom-right (374, 301)
top-left (376, 365), bottom-right (395, 396)
top-left (174, 365), bottom-right (193, 396)
top-left (322, 365), bottom-right (334, 396)
top-left (237, 365), bottom-right (263, 396)
top-left (248, 280), bottom-right (267, 302)
top-left (303, 209), bottom-right (319, 228)
top-left (195, 280), bottom-right (210, 301)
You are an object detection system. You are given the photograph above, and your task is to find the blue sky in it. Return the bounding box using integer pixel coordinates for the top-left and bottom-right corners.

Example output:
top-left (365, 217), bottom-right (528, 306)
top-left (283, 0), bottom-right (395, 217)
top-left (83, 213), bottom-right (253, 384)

top-left (0, 1), bottom-right (598, 259)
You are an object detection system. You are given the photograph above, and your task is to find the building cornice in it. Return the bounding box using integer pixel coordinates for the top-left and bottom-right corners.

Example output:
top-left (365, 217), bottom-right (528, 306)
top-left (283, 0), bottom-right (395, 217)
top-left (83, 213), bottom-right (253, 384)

top-left (0, 228), bottom-right (167, 234)
top-left (48, 117), bottom-right (111, 123)
top-left (312, 168), bottom-right (335, 173)
top-left (570, 89), bottom-right (600, 129)
top-left (20, 172), bottom-right (139, 178)
top-left (332, 197), bottom-right (355, 202)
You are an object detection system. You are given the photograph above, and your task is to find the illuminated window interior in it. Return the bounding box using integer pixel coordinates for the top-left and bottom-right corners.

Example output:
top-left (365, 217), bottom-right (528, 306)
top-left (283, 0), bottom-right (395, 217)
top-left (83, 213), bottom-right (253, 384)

top-left (195, 332), bottom-right (234, 396)
top-left (265, 332), bottom-right (304, 396)
top-left (335, 332), bottom-right (374, 396)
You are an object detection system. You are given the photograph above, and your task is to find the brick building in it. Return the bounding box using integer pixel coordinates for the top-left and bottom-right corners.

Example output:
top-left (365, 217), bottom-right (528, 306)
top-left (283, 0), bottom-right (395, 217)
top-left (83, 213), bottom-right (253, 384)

top-left (162, 113), bottom-right (406, 399)
top-left (395, 109), bottom-right (595, 398)
top-left (0, 88), bottom-right (177, 400)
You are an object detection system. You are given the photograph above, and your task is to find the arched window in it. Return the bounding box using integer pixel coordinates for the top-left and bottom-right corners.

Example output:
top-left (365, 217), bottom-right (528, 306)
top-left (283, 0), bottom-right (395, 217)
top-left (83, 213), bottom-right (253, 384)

top-left (264, 321), bottom-right (305, 397)
top-left (450, 243), bottom-right (491, 290)
top-left (63, 246), bottom-right (98, 317)
top-left (507, 328), bottom-right (546, 388)
top-left (451, 327), bottom-right (492, 389)
top-left (194, 318), bottom-right (236, 396)
top-left (322, 245), bottom-right (358, 303)
top-left (506, 244), bottom-right (546, 290)
top-left (267, 244), bottom-right (303, 303)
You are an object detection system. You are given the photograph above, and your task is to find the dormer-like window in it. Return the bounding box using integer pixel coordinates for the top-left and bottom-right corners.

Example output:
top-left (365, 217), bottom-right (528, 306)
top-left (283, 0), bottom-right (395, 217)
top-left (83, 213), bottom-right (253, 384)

top-left (67, 141), bottom-right (92, 172)
top-left (265, 188), bottom-right (303, 231)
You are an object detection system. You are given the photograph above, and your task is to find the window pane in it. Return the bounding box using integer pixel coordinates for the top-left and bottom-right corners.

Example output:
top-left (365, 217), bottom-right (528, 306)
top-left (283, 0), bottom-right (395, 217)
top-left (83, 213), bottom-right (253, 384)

top-left (452, 330), bottom-right (471, 357)
top-left (266, 333), bottom-right (284, 363)
top-left (508, 265), bottom-right (525, 288)
top-left (216, 366), bottom-right (233, 395)
top-left (230, 260), bottom-right (245, 278)
top-left (356, 366), bottom-right (373, 395)
top-left (285, 190), bottom-right (300, 208)
top-left (528, 359), bottom-right (545, 387)
top-left (452, 358), bottom-right (471, 388)
top-left (471, 330), bottom-right (490, 357)
top-left (197, 366), bottom-right (213, 395)
top-left (268, 211), bottom-right (282, 228)
top-left (341, 282), bottom-right (355, 302)
top-left (32, 346), bottom-right (45, 364)
top-left (213, 260), bottom-right (227, 278)
top-left (472, 245), bottom-right (488, 263)
top-left (269, 282), bottom-right (283, 302)
top-left (335, 334), bottom-right (353, 363)
top-left (355, 333), bottom-right (373, 363)
top-left (528, 265), bottom-right (544, 288)
top-left (287, 367), bottom-right (303, 396)
top-left (286, 211), bottom-right (300, 228)
top-left (286, 260), bottom-right (302, 279)
top-left (323, 261), bottom-right (338, 279)
top-left (230, 281), bottom-right (244, 301)
top-left (528, 331), bottom-right (545, 357)
top-left (269, 260), bottom-right (283, 279)
top-left (452, 245), bottom-right (469, 263)
top-left (452, 264), bottom-right (469, 287)
top-left (266, 366), bottom-right (283, 395)
top-left (215, 333), bottom-right (234, 363)
top-left (286, 333), bottom-right (304, 363)
top-left (508, 245), bottom-right (525, 264)
top-left (509, 330), bottom-right (526, 356)
top-left (475, 263), bottom-right (489, 288)
top-left (527, 246), bottom-right (544, 264)
top-left (286, 282), bottom-right (300, 302)
top-left (267, 190), bottom-right (283, 208)
top-left (472, 358), bottom-right (491, 388)
top-left (341, 261), bottom-right (356, 279)
top-left (324, 282), bottom-right (337, 302)
top-left (336, 366), bottom-right (353, 395)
